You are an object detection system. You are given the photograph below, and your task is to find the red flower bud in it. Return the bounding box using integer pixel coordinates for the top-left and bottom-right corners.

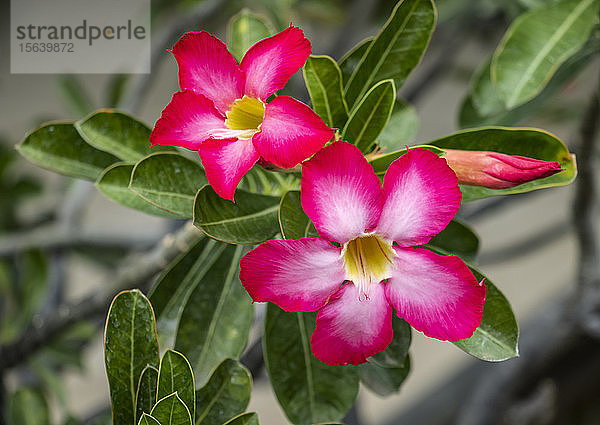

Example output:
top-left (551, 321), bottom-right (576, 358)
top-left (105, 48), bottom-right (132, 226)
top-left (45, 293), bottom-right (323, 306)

top-left (443, 149), bottom-right (563, 189)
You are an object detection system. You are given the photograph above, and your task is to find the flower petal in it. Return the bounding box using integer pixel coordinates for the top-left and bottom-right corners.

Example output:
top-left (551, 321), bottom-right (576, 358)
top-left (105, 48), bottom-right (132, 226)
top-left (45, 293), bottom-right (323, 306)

top-left (150, 90), bottom-right (226, 150)
top-left (385, 247), bottom-right (486, 342)
top-left (252, 96), bottom-right (334, 168)
top-left (240, 26), bottom-right (311, 100)
top-left (239, 238), bottom-right (345, 312)
top-left (376, 148), bottom-right (462, 247)
top-left (171, 31), bottom-right (244, 113)
top-left (311, 283), bottom-right (393, 365)
top-left (198, 138), bottom-right (260, 201)
top-left (301, 141), bottom-right (383, 244)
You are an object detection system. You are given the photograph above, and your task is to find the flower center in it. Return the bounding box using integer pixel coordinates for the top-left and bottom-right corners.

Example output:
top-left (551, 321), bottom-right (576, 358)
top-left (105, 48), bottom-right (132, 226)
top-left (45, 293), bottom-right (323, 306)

top-left (224, 95), bottom-right (266, 139)
top-left (342, 234), bottom-right (395, 299)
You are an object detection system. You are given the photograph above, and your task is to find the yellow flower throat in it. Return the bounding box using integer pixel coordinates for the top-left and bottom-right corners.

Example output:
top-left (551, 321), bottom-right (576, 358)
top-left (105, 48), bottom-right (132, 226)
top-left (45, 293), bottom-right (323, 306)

top-left (225, 95), bottom-right (265, 139)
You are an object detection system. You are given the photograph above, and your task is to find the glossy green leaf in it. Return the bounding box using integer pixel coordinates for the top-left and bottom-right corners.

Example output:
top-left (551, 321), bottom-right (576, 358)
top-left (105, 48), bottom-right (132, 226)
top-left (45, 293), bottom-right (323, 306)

top-left (454, 267), bottom-right (519, 361)
top-left (138, 413), bottom-right (161, 425)
top-left (17, 122), bottom-right (118, 180)
top-left (339, 38), bottom-right (372, 87)
top-left (150, 238), bottom-right (227, 349)
top-left (427, 127), bottom-right (576, 201)
top-left (157, 350), bottom-right (195, 420)
top-left (76, 110), bottom-right (172, 162)
top-left (427, 219), bottom-right (479, 262)
top-left (369, 316), bottom-right (411, 368)
top-left (194, 186), bottom-right (280, 244)
top-left (368, 145), bottom-right (444, 179)
top-left (9, 388), bottom-right (50, 425)
top-left (223, 413), bottom-right (259, 425)
top-left (105, 290), bottom-right (160, 425)
top-left (358, 356), bottom-right (410, 397)
top-left (279, 191), bottom-right (318, 239)
top-left (96, 163), bottom-right (181, 218)
top-left (491, 0), bottom-right (599, 108)
top-left (342, 79), bottom-right (396, 153)
top-left (264, 305), bottom-right (359, 425)
top-left (130, 152), bottom-right (207, 218)
top-left (136, 365), bottom-right (159, 423)
top-left (377, 99), bottom-right (418, 151)
top-left (195, 359), bottom-right (252, 425)
top-left (344, 0), bottom-right (436, 107)
top-left (303, 55), bottom-right (349, 129)
top-left (469, 59), bottom-right (506, 118)
top-left (227, 9), bottom-right (273, 61)
top-left (175, 244), bottom-right (253, 386)
top-left (150, 393), bottom-right (192, 425)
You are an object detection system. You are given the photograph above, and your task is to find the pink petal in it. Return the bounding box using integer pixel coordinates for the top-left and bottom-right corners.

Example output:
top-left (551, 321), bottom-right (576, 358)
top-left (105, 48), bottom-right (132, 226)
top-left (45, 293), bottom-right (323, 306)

top-left (239, 238), bottom-right (345, 312)
top-left (311, 283), bottom-right (393, 365)
top-left (301, 141), bottom-right (383, 244)
top-left (150, 90), bottom-right (227, 151)
top-left (385, 247), bottom-right (486, 342)
top-left (198, 138), bottom-right (260, 201)
top-left (252, 96), bottom-right (334, 168)
top-left (240, 26), bottom-right (311, 100)
top-left (171, 31), bottom-right (244, 113)
top-left (375, 148), bottom-right (462, 247)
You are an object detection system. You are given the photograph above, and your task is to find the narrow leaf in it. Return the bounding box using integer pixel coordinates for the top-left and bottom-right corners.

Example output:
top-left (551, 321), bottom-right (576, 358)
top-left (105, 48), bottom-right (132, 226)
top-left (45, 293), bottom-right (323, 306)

top-left (138, 413), bottom-right (161, 425)
top-left (303, 55), bottom-right (349, 129)
top-left (358, 356), bottom-right (411, 397)
top-left (227, 9), bottom-right (273, 61)
top-left (175, 245), bottom-right (253, 386)
top-left (17, 122), bottom-right (118, 180)
top-left (278, 191), bottom-right (318, 240)
top-left (195, 359), bottom-right (252, 425)
top-left (223, 413), bottom-right (259, 425)
top-left (264, 305), bottom-right (359, 424)
top-left (492, 0), bottom-right (599, 108)
top-left (130, 152), bottom-right (207, 218)
top-left (344, 0), bottom-right (436, 107)
top-left (105, 290), bottom-right (160, 425)
top-left (157, 350), bottom-right (195, 420)
top-left (136, 365), bottom-right (159, 423)
top-left (377, 99), bottom-right (418, 151)
top-left (194, 186), bottom-right (280, 244)
top-left (150, 393), bottom-right (192, 425)
top-left (342, 79), bottom-right (396, 153)
top-left (339, 38), bottom-right (372, 87)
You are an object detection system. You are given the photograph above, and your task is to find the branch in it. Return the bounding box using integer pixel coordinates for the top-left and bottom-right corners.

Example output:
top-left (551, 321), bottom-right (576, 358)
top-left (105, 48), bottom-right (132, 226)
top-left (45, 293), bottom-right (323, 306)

top-left (0, 222), bottom-right (204, 371)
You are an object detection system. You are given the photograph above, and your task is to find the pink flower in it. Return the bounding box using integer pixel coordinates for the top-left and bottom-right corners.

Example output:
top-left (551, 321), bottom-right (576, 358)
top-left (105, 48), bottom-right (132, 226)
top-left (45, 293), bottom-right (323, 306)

top-left (150, 27), bottom-right (335, 200)
top-left (240, 141), bottom-right (486, 365)
top-left (443, 149), bottom-right (563, 189)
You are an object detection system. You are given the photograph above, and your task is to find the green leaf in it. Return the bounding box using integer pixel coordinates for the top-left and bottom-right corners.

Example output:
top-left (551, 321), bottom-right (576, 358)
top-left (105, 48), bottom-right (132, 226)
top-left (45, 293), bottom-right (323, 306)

top-left (157, 350), bottom-right (195, 420)
top-left (150, 238), bottom-right (227, 349)
top-left (76, 110), bottom-right (172, 162)
top-left (368, 145), bottom-right (445, 179)
top-left (279, 191), bottom-right (318, 239)
top-left (223, 413), bottom-right (259, 425)
top-left (344, 0), bottom-right (436, 107)
top-left (96, 163), bottom-right (182, 218)
top-left (17, 122), bottom-right (118, 180)
top-left (427, 127), bottom-right (576, 201)
top-left (130, 152), bottom-right (207, 218)
top-left (454, 267), bottom-right (519, 361)
top-left (358, 356), bottom-right (410, 397)
top-left (339, 38), bottom-right (373, 87)
top-left (342, 80), bottom-right (396, 153)
top-left (264, 305), bottom-right (359, 425)
top-left (195, 359), bottom-right (252, 425)
top-left (227, 9), bottom-right (273, 61)
top-left (9, 388), bottom-right (50, 425)
top-left (427, 219), bottom-right (479, 262)
top-left (377, 99), bottom-right (419, 151)
top-left (150, 393), bottom-right (192, 425)
top-left (369, 316), bottom-right (411, 368)
top-left (491, 0), bottom-right (600, 108)
top-left (468, 59), bottom-right (506, 118)
top-left (136, 365), bottom-right (159, 422)
top-left (194, 186), bottom-right (280, 244)
top-left (105, 290), bottom-right (160, 425)
top-left (175, 245), bottom-right (253, 386)
top-left (138, 413), bottom-right (161, 425)
top-left (303, 55), bottom-right (349, 129)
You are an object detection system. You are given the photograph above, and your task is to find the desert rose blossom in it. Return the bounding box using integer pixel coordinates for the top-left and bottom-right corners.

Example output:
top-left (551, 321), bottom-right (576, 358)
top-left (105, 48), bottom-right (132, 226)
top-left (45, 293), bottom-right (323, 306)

top-left (150, 27), bottom-right (334, 200)
top-left (240, 141), bottom-right (486, 365)
top-left (443, 149), bottom-right (563, 189)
